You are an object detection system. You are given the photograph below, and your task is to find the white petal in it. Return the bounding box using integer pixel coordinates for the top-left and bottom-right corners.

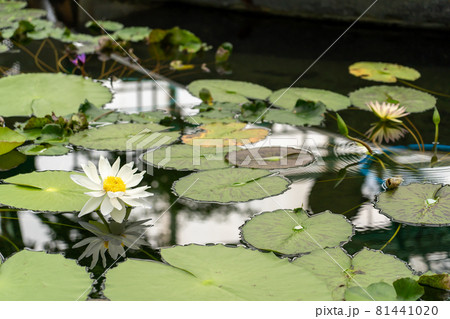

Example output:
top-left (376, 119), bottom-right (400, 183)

top-left (111, 157), bottom-right (121, 177)
top-left (117, 163), bottom-right (134, 181)
top-left (110, 206), bottom-right (127, 223)
top-left (121, 196), bottom-right (151, 208)
top-left (81, 161), bottom-right (101, 184)
top-left (71, 175), bottom-right (102, 190)
top-left (125, 172), bottom-right (144, 188)
top-left (110, 197), bottom-right (123, 210)
top-left (99, 156), bottom-right (112, 180)
top-left (107, 191), bottom-right (125, 198)
top-left (79, 196), bottom-right (103, 217)
top-left (85, 190), bottom-right (106, 197)
top-left (125, 186), bottom-right (150, 196)
top-left (100, 197), bottom-right (114, 216)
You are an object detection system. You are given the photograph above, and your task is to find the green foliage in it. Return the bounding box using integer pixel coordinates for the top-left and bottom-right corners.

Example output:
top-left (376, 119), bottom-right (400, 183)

top-left (349, 62), bottom-right (421, 83)
top-left (0, 127), bottom-right (26, 155)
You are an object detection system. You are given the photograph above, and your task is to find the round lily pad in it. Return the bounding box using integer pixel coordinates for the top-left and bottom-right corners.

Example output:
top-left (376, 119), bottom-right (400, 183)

top-left (142, 144), bottom-right (233, 171)
top-left (104, 244), bottom-right (331, 300)
top-left (349, 62), bottom-right (421, 83)
top-left (0, 127), bottom-right (26, 155)
top-left (172, 167), bottom-right (290, 203)
top-left (85, 20), bottom-right (124, 32)
top-left (293, 247), bottom-right (413, 300)
top-left (349, 85), bottom-right (436, 113)
top-left (188, 80), bottom-right (272, 104)
top-left (0, 250), bottom-right (92, 301)
top-left (0, 171), bottom-right (90, 212)
top-left (344, 278), bottom-right (424, 301)
top-left (0, 73), bottom-right (112, 117)
top-left (226, 146), bottom-right (314, 169)
top-left (182, 122), bottom-right (269, 147)
top-left (374, 183), bottom-right (450, 226)
top-left (113, 26), bottom-right (151, 42)
top-left (264, 108), bottom-right (325, 126)
top-left (17, 143), bottom-right (70, 156)
top-left (184, 102), bottom-right (240, 125)
top-left (69, 123), bottom-right (179, 151)
top-left (0, 151), bottom-right (26, 171)
top-left (268, 88), bottom-right (350, 111)
top-left (240, 209), bottom-right (353, 255)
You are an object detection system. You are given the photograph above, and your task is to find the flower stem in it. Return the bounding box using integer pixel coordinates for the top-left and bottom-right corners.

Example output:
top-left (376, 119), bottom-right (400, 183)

top-left (380, 224), bottom-right (401, 251)
top-left (96, 211), bottom-right (111, 232)
top-left (347, 136), bottom-right (373, 155)
top-left (398, 79), bottom-right (450, 98)
top-left (401, 122), bottom-right (423, 152)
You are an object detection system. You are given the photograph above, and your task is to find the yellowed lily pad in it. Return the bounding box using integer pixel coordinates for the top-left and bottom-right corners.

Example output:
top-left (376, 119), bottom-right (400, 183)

top-left (349, 62), bottom-right (420, 83)
top-left (181, 122), bottom-right (269, 147)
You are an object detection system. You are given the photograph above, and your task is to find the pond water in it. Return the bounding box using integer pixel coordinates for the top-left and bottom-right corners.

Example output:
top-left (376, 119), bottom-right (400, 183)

top-left (0, 1), bottom-right (449, 301)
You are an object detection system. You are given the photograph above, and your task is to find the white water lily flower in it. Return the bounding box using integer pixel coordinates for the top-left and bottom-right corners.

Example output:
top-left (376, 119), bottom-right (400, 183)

top-left (367, 101), bottom-right (410, 123)
top-left (71, 156), bottom-right (153, 223)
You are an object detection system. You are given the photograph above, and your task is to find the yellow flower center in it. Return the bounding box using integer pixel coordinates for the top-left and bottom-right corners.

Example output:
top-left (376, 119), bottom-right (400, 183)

top-left (103, 176), bottom-right (126, 193)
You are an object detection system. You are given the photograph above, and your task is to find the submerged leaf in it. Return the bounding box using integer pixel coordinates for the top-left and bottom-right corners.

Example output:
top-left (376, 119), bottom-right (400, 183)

top-left (104, 244), bottom-right (331, 300)
top-left (240, 209), bottom-right (353, 255)
top-left (349, 62), bottom-right (420, 83)
top-left (418, 273), bottom-right (450, 291)
top-left (172, 167), bottom-right (290, 203)
top-left (0, 250), bottom-right (92, 301)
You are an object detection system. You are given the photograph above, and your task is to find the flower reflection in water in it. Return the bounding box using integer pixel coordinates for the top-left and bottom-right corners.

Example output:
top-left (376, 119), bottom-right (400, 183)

top-left (366, 120), bottom-right (407, 144)
top-left (73, 219), bottom-right (151, 268)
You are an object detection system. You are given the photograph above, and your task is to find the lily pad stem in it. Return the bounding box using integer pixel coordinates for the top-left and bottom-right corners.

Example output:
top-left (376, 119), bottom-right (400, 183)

top-left (380, 224), bottom-right (401, 251)
top-left (347, 135), bottom-right (373, 155)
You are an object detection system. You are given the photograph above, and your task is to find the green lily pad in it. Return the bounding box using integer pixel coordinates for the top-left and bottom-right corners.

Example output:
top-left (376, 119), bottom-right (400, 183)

top-left (69, 123), bottom-right (179, 151)
top-left (349, 62), bottom-right (421, 83)
top-left (142, 144), bottom-right (232, 171)
top-left (104, 244), bottom-right (331, 300)
top-left (349, 86), bottom-right (436, 113)
top-left (0, 150), bottom-right (26, 171)
top-left (172, 167), bottom-right (290, 203)
top-left (418, 272), bottom-right (450, 291)
top-left (182, 122), bottom-right (269, 147)
top-left (0, 73), bottom-right (112, 117)
top-left (113, 26), bottom-right (151, 42)
top-left (188, 80), bottom-right (272, 104)
top-left (0, 127), bottom-right (26, 155)
top-left (0, 250), bottom-right (92, 301)
top-left (345, 278), bottom-right (424, 301)
top-left (240, 209), bottom-right (353, 255)
top-left (18, 143), bottom-right (70, 156)
top-left (374, 183), bottom-right (450, 226)
top-left (0, 43), bottom-right (9, 53)
top-left (293, 247), bottom-right (413, 300)
top-left (0, 170), bottom-right (90, 212)
top-left (226, 146), bottom-right (314, 169)
top-left (268, 88), bottom-right (350, 111)
top-left (263, 106), bottom-right (325, 126)
top-left (185, 102), bottom-right (240, 125)
top-left (85, 20), bottom-right (124, 32)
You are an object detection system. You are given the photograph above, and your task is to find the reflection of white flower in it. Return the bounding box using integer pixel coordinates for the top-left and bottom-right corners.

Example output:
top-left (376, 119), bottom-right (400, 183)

top-left (71, 156), bottom-right (152, 223)
top-left (367, 101), bottom-right (409, 123)
top-left (73, 219), bottom-right (151, 269)
top-left (366, 121), bottom-right (407, 144)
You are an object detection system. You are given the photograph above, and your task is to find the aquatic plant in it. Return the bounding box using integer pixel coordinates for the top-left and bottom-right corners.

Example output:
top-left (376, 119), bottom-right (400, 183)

top-left (71, 156), bottom-right (153, 222)
top-left (367, 101), bottom-right (409, 123)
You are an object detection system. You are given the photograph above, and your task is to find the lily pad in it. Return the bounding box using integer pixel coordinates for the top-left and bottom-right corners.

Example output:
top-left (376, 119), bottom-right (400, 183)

top-left (349, 86), bottom-right (436, 113)
top-left (241, 209), bottom-right (353, 255)
top-left (0, 43), bottom-right (9, 53)
top-left (104, 244), bottom-right (331, 300)
top-left (172, 167), bottom-right (290, 203)
top-left (293, 247), bottom-right (413, 300)
top-left (18, 143), bottom-right (70, 156)
top-left (226, 146), bottom-right (314, 169)
top-left (268, 88), bottom-right (350, 111)
top-left (0, 250), bottom-right (91, 301)
top-left (0, 170), bottom-right (90, 212)
top-left (0, 127), bottom-right (26, 155)
top-left (185, 102), bottom-right (240, 125)
top-left (374, 183), bottom-right (450, 226)
top-left (418, 272), bottom-right (450, 291)
top-left (0, 150), bottom-right (26, 171)
top-left (0, 73), bottom-right (112, 117)
top-left (345, 278), bottom-right (424, 301)
top-left (69, 123), bottom-right (179, 151)
top-left (263, 107), bottom-right (325, 126)
top-left (85, 20), bottom-right (124, 32)
top-left (113, 26), bottom-right (151, 42)
top-left (188, 80), bottom-right (272, 104)
top-left (142, 144), bottom-right (233, 171)
top-left (349, 62), bottom-right (421, 83)
top-left (182, 122), bottom-right (268, 147)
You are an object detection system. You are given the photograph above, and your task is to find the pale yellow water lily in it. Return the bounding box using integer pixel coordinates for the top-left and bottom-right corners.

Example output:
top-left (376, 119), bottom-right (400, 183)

top-left (71, 156), bottom-right (152, 222)
top-left (366, 121), bottom-right (407, 144)
top-left (367, 101), bottom-right (410, 123)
